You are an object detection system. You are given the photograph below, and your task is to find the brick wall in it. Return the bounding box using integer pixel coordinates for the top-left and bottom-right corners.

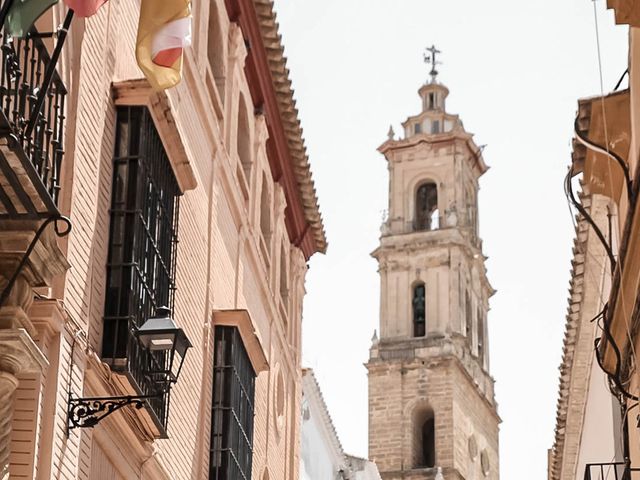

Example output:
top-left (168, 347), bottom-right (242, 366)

top-left (11, 0), bottom-right (312, 479)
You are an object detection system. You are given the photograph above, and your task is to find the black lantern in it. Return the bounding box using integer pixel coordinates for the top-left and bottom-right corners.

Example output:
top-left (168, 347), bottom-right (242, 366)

top-left (67, 307), bottom-right (192, 433)
top-left (135, 306), bottom-right (192, 383)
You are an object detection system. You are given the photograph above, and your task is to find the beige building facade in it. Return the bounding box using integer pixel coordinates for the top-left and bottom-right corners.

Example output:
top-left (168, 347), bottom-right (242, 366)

top-left (549, 2), bottom-right (640, 479)
top-left (0, 0), bottom-right (325, 479)
top-left (367, 72), bottom-right (499, 480)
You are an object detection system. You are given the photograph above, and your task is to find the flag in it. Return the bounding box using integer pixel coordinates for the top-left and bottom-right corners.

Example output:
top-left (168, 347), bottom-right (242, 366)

top-left (136, 0), bottom-right (191, 91)
top-left (151, 16), bottom-right (190, 68)
top-left (6, 0), bottom-right (58, 37)
top-left (63, 0), bottom-right (108, 17)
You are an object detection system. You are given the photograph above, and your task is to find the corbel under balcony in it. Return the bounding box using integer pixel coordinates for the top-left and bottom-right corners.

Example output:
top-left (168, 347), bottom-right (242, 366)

top-left (0, 328), bottom-right (47, 377)
top-left (0, 226), bottom-right (69, 335)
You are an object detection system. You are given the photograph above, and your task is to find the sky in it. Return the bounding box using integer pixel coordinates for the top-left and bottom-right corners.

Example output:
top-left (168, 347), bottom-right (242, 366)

top-left (272, 1), bottom-right (629, 478)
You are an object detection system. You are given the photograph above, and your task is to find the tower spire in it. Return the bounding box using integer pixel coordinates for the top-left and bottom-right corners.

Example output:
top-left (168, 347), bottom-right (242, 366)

top-left (423, 44), bottom-right (441, 83)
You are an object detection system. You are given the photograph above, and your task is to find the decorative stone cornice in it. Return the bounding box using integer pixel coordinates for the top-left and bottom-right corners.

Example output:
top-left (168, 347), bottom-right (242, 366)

top-left (0, 227), bottom-right (69, 288)
top-left (0, 328), bottom-right (48, 375)
top-left (548, 192), bottom-right (600, 480)
top-left (367, 333), bottom-right (498, 413)
top-left (0, 226), bottom-right (69, 335)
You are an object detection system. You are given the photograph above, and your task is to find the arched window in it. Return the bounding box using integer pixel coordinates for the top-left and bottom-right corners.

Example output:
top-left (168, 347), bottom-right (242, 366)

top-left (280, 243), bottom-right (289, 307)
top-left (237, 94), bottom-right (252, 181)
top-left (414, 407), bottom-right (436, 468)
top-left (465, 291), bottom-right (472, 339)
top-left (477, 306), bottom-right (484, 361)
top-left (466, 186), bottom-right (478, 240)
top-left (413, 283), bottom-right (426, 337)
top-left (207, 0), bottom-right (226, 96)
top-left (415, 182), bottom-right (438, 231)
top-left (260, 174), bottom-right (271, 245)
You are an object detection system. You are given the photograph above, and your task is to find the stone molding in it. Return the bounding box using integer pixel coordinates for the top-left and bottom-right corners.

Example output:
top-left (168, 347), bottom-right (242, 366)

top-left (111, 79), bottom-right (198, 193)
top-left (0, 226), bottom-right (69, 335)
top-left (0, 329), bottom-right (48, 375)
top-left (368, 334), bottom-right (497, 414)
top-left (212, 309), bottom-right (269, 373)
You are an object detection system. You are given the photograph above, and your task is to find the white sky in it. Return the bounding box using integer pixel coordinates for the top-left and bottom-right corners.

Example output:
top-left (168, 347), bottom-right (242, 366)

top-left (273, 1), bottom-right (628, 478)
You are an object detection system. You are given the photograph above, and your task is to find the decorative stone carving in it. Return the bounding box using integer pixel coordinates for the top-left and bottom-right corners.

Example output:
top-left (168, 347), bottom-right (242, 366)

top-left (0, 329), bottom-right (48, 480)
top-left (468, 435), bottom-right (478, 459)
top-left (0, 226), bottom-right (69, 335)
top-left (480, 450), bottom-right (490, 477)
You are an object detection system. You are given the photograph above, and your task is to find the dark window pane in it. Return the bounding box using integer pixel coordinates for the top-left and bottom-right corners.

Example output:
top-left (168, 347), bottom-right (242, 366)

top-left (210, 326), bottom-right (256, 480)
top-left (413, 283), bottom-right (426, 337)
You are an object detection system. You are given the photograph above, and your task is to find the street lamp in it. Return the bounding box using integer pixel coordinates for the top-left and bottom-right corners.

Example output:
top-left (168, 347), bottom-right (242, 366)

top-left (67, 306), bottom-right (192, 432)
top-left (135, 306), bottom-right (191, 383)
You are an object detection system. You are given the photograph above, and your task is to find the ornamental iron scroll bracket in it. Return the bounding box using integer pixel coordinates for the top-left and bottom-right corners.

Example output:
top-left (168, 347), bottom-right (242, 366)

top-left (67, 389), bottom-right (167, 434)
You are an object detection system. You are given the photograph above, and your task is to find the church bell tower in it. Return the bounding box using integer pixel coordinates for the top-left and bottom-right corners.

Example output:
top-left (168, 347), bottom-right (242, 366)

top-left (367, 47), bottom-right (500, 480)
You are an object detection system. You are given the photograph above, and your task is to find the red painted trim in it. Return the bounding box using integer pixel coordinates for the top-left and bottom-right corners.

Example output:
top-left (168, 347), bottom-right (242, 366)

top-left (226, 0), bottom-right (316, 259)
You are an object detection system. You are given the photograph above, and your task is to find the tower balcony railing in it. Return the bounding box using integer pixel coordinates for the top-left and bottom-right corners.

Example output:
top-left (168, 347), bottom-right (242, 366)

top-left (584, 463), bottom-right (640, 480)
top-left (381, 218), bottom-right (481, 249)
top-left (0, 11), bottom-right (70, 220)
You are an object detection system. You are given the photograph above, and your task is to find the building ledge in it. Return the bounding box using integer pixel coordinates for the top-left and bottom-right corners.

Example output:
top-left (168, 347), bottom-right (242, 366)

top-left (112, 79), bottom-right (198, 193)
top-left (213, 309), bottom-right (269, 373)
top-left (0, 328), bottom-right (48, 374)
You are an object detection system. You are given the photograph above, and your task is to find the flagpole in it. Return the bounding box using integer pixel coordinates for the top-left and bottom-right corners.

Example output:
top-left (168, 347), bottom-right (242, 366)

top-left (25, 9), bottom-right (74, 138)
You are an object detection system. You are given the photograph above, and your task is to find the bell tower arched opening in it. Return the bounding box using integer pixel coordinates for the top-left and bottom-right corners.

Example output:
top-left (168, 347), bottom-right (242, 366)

top-left (413, 407), bottom-right (436, 468)
top-left (412, 283), bottom-right (426, 337)
top-left (415, 182), bottom-right (438, 231)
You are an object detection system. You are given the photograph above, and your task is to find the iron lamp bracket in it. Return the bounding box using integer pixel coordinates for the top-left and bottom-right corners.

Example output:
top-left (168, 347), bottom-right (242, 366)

top-left (67, 390), bottom-right (166, 434)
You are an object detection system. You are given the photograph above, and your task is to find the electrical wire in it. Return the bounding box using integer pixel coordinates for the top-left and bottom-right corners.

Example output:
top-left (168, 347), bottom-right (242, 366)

top-left (564, 166), bottom-right (616, 269)
top-left (573, 116), bottom-right (632, 201)
top-left (614, 68), bottom-right (629, 91)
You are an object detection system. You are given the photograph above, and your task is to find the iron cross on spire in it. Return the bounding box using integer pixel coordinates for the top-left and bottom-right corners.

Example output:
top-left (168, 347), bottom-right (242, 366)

top-left (423, 45), bottom-right (441, 83)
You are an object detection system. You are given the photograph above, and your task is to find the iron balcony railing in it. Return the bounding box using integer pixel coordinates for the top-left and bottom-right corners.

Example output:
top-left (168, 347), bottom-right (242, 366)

top-left (584, 463), bottom-right (640, 480)
top-left (0, 8), bottom-right (71, 219)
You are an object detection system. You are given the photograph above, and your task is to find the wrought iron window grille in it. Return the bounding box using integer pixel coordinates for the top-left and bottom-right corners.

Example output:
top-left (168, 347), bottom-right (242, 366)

top-left (210, 326), bottom-right (257, 480)
top-left (100, 106), bottom-right (182, 434)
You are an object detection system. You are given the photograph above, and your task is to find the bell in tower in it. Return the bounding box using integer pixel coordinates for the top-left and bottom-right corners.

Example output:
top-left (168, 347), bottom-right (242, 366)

top-left (367, 47), bottom-right (500, 480)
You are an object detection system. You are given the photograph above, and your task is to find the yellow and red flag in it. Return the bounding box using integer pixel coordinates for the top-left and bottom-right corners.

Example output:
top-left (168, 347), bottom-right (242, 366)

top-left (136, 0), bottom-right (191, 91)
top-left (63, 0), bottom-right (108, 17)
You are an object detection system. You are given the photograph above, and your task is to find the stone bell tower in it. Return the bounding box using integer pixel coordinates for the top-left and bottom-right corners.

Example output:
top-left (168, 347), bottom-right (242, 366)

top-left (367, 47), bottom-right (500, 480)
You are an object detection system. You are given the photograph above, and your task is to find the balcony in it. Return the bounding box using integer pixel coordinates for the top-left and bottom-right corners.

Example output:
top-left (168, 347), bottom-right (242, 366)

top-left (0, 28), bottom-right (68, 219)
top-left (584, 463), bottom-right (640, 480)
